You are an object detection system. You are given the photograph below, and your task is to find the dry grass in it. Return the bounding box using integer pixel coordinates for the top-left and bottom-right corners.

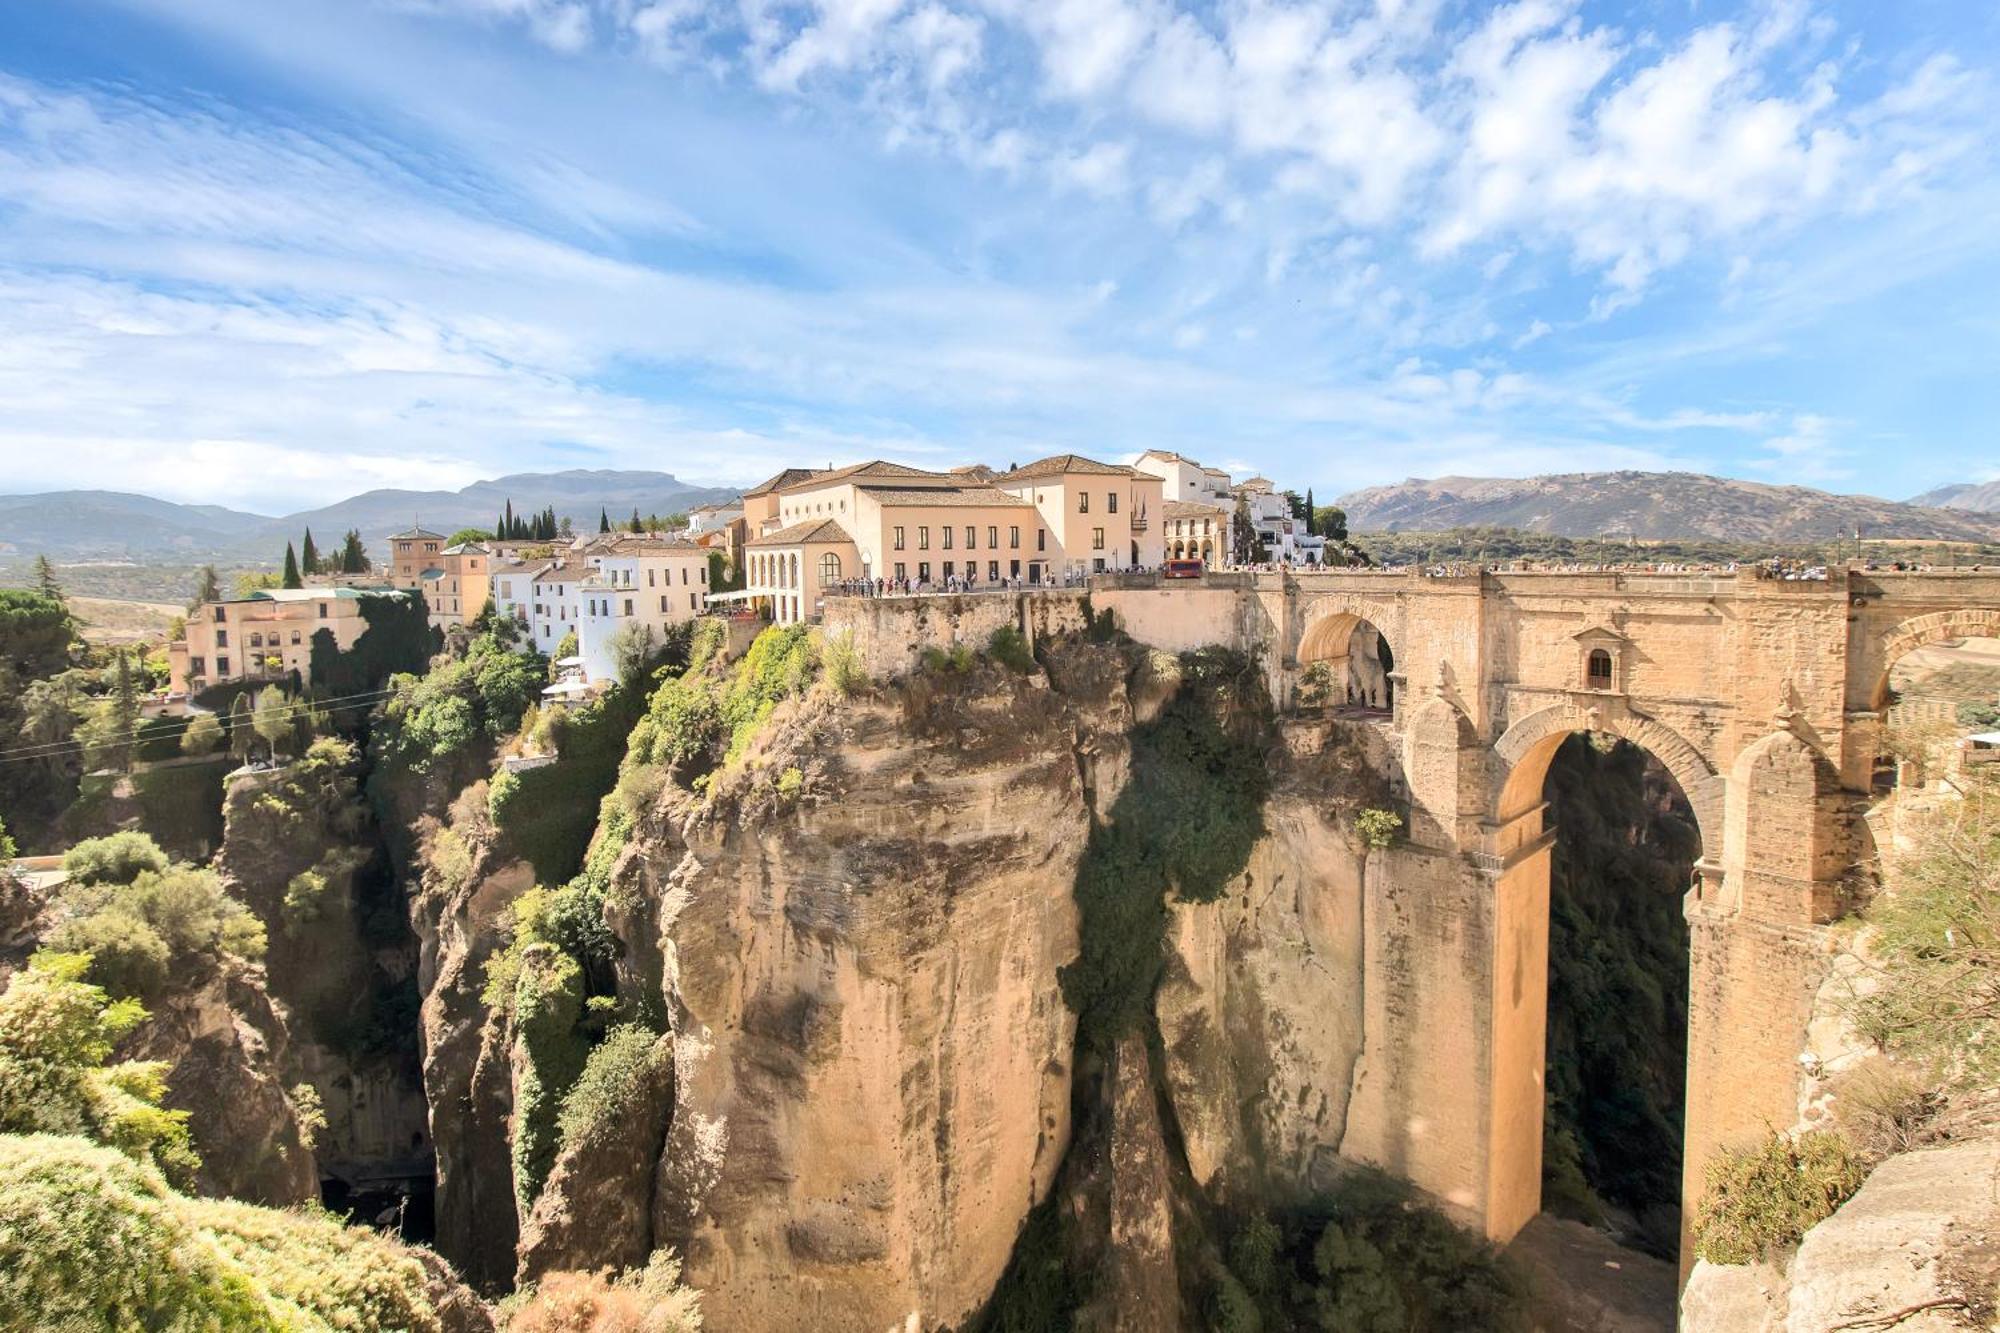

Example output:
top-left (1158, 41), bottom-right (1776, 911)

top-left (68, 597), bottom-right (182, 646)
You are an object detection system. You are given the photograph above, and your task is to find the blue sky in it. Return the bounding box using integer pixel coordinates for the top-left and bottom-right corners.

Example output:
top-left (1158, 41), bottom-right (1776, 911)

top-left (0, 0), bottom-right (1994, 514)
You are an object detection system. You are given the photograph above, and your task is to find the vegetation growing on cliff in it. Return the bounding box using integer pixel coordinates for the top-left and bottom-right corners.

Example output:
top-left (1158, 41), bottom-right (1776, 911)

top-left (1213, 1172), bottom-right (1526, 1333)
top-left (1850, 768), bottom-right (1999, 1089)
top-left (1059, 646), bottom-right (1271, 1049)
top-left (628, 620), bottom-right (822, 779)
top-left (1540, 735), bottom-right (1694, 1257)
top-left (46, 834), bottom-right (266, 1002)
top-left (1691, 1129), bottom-right (1869, 1265)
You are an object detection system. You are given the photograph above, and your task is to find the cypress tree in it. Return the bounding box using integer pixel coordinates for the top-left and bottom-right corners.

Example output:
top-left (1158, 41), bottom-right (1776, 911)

top-left (107, 650), bottom-right (138, 774)
top-left (505, 499), bottom-right (517, 539)
top-left (339, 529), bottom-right (370, 573)
top-left (229, 693), bottom-right (255, 763)
top-left (192, 565), bottom-right (221, 608)
top-left (599, 507), bottom-right (611, 533)
top-left (629, 507), bottom-right (643, 533)
top-left (1305, 488), bottom-right (1316, 536)
top-left (282, 542), bottom-right (303, 589)
top-left (301, 527), bottom-right (320, 575)
top-left (33, 554), bottom-right (61, 600)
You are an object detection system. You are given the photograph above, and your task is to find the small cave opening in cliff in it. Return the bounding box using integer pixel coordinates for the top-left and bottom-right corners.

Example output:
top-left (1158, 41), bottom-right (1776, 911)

top-left (1541, 732), bottom-right (1697, 1264)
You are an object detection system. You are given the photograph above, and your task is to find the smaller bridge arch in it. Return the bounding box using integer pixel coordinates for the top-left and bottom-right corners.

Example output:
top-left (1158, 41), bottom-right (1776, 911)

top-left (1295, 596), bottom-right (1405, 715)
top-left (1868, 607), bottom-right (2000, 709)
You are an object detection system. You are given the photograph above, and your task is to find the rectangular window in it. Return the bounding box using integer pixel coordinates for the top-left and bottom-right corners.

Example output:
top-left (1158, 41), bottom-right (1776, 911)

top-left (1093, 528), bottom-right (1105, 550)
top-left (1078, 491), bottom-right (1089, 512)
top-left (918, 526), bottom-right (930, 550)
top-left (680, 568), bottom-right (688, 584)
top-left (1009, 559), bottom-right (1020, 577)
top-left (942, 526), bottom-right (953, 550)
top-left (649, 569), bottom-right (656, 587)
top-left (1037, 529), bottom-right (1047, 551)
top-left (894, 526), bottom-right (906, 550)
top-left (217, 656), bottom-right (231, 675)
top-left (988, 561), bottom-right (1000, 581)
top-left (623, 598), bottom-right (634, 616)
top-left (215, 629), bottom-right (228, 647)
top-left (943, 561), bottom-right (955, 578)
top-left (213, 607), bottom-right (225, 622)
top-left (918, 562), bottom-right (931, 582)
top-left (965, 525), bottom-right (976, 549)
top-left (661, 595), bottom-right (669, 613)
top-left (689, 593), bottom-right (698, 611)
top-left (895, 562), bottom-right (907, 581)
top-left (318, 604), bottom-right (328, 619)
top-left (700, 566), bottom-right (707, 584)
top-left (1108, 493), bottom-right (1118, 513)
top-left (1093, 557), bottom-right (1106, 573)
top-left (987, 525), bottom-right (997, 548)
top-left (1009, 526), bottom-right (1020, 549)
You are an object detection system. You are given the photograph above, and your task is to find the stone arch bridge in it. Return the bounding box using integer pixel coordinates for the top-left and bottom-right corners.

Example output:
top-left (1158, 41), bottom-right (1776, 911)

top-left (1092, 566), bottom-right (2000, 1255)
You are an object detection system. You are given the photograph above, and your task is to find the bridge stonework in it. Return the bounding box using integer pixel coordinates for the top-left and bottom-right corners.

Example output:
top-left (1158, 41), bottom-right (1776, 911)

top-left (1092, 566), bottom-right (2000, 1260)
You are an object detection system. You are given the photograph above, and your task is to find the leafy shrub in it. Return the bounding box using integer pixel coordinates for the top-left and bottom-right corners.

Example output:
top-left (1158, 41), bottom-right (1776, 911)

top-left (502, 1248), bottom-right (702, 1333)
top-left (0, 1132), bottom-right (462, 1332)
top-left (1354, 807), bottom-right (1401, 849)
top-left (920, 642), bottom-right (975, 674)
top-left (1828, 1058), bottom-right (1943, 1160)
top-left (51, 865), bottom-right (265, 999)
top-left (775, 766), bottom-right (803, 800)
top-left (371, 626), bottom-right (545, 775)
top-left (988, 625), bottom-right (1036, 674)
top-left (62, 831), bottom-right (169, 886)
top-left (179, 711), bottom-right (224, 756)
top-left (0, 954), bottom-right (196, 1182)
top-left (290, 1083), bottom-right (327, 1152)
top-left (1849, 770), bottom-right (2000, 1089)
top-left (821, 628), bottom-right (865, 695)
top-left (1216, 1175), bottom-right (1526, 1333)
top-left (510, 946), bottom-right (588, 1210)
top-left (1691, 1129), bottom-right (1869, 1265)
top-left (554, 1024), bottom-right (668, 1162)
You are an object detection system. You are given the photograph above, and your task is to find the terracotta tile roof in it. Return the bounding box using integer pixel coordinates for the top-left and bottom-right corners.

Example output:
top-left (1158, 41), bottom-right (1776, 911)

top-left (389, 526), bottom-right (445, 539)
top-left (993, 453), bottom-right (1144, 482)
top-left (746, 518), bottom-right (853, 548)
top-left (795, 459), bottom-right (957, 488)
top-left (858, 485), bottom-right (1033, 508)
top-left (743, 467), bottom-right (828, 497)
top-left (1163, 500), bottom-right (1229, 518)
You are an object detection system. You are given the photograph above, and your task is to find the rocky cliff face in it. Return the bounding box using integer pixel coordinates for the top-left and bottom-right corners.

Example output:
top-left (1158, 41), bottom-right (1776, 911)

top-left (1682, 1130), bottom-right (2000, 1331)
top-left (552, 650), bottom-right (1132, 1331)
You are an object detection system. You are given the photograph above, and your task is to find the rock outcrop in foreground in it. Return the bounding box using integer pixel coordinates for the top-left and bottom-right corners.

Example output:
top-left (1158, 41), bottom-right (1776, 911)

top-left (1682, 1131), bottom-right (2000, 1331)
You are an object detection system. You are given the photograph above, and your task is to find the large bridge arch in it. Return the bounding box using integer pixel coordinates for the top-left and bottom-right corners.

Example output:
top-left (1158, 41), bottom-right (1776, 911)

top-left (1294, 594), bottom-right (1407, 715)
top-left (1478, 704), bottom-right (1721, 1244)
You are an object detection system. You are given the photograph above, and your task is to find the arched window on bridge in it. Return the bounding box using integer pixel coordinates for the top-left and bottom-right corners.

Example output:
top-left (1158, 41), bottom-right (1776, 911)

top-left (1586, 648), bottom-right (1613, 690)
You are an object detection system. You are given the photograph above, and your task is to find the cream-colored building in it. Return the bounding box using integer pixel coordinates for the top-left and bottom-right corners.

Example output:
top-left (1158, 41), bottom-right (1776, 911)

top-left (387, 527), bottom-right (493, 627)
top-left (168, 587), bottom-right (410, 695)
top-left (1162, 500), bottom-right (1230, 564)
top-left (1134, 449), bottom-right (1233, 507)
top-left (577, 535), bottom-right (712, 682)
top-left (990, 454), bottom-right (1165, 574)
top-left (744, 519), bottom-right (856, 626)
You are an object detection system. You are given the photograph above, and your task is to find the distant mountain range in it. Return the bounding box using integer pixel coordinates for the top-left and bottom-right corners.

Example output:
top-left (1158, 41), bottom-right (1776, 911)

top-left (1334, 471), bottom-right (2000, 543)
top-left (0, 470), bottom-right (741, 564)
top-left (1908, 479), bottom-right (2000, 514)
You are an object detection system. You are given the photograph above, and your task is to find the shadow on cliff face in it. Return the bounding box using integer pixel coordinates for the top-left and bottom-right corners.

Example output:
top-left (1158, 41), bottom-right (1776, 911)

top-left (1542, 734), bottom-right (1697, 1263)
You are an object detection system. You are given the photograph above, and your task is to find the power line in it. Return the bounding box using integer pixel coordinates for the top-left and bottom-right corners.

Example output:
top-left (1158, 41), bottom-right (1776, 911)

top-left (0, 686), bottom-right (404, 765)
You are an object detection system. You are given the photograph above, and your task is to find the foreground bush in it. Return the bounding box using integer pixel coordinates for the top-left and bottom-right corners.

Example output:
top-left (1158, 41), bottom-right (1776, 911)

top-left (0, 1133), bottom-right (475, 1332)
top-left (501, 1249), bottom-right (702, 1332)
top-left (1692, 1129), bottom-right (1869, 1265)
top-left (61, 830), bottom-right (169, 886)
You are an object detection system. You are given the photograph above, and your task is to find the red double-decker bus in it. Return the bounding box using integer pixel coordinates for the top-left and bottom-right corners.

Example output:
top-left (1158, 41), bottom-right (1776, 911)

top-left (1163, 559), bottom-right (1204, 579)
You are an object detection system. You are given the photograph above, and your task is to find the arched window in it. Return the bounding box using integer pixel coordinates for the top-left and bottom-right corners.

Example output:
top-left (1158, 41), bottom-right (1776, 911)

top-left (1587, 648), bottom-right (1614, 689)
top-left (818, 552), bottom-right (842, 583)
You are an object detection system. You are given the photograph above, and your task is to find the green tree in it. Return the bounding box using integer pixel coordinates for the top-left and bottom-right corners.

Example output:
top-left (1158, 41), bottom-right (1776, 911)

top-left (235, 571), bottom-right (281, 598)
top-left (190, 565), bottom-right (221, 609)
top-left (1231, 496), bottom-right (1260, 566)
top-left (629, 507), bottom-right (643, 534)
top-left (1314, 506), bottom-right (1348, 542)
top-left (1304, 488), bottom-right (1316, 535)
top-left (448, 527), bottom-right (493, 547)
top-left (338, 529), bottom-right (370, 574)
top-left (179, 712), bottom-right (223, 757)
top-left (82, 651), bottom-right (140, 774)
top-left (228, 694), bottom-right (255, 763)
top-left (299, 528), bottom-right (319, 576)
top-left (33, 554), bottom-right (62, 601)
top-left (63, 831), bottom-right (169, 886)
top-left (280, 543), bottom-right (302, 590)
top-left (0, 952), bottom-right (196, 1181)
top-left (251, 687), bottom-right (291, 761)
top-left (599, 507), bottom-right (611, 533)
top-left (0, 812), bottom-right (13, 863)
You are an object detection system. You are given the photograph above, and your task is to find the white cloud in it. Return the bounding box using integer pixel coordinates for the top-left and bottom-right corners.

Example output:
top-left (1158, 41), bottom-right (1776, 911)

top-left (1054, 140), bottom-right (1131, 196)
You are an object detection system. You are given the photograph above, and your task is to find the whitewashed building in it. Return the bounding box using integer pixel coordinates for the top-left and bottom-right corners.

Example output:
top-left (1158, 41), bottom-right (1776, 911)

top-left (576, 536), bottom-right (711, 683)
